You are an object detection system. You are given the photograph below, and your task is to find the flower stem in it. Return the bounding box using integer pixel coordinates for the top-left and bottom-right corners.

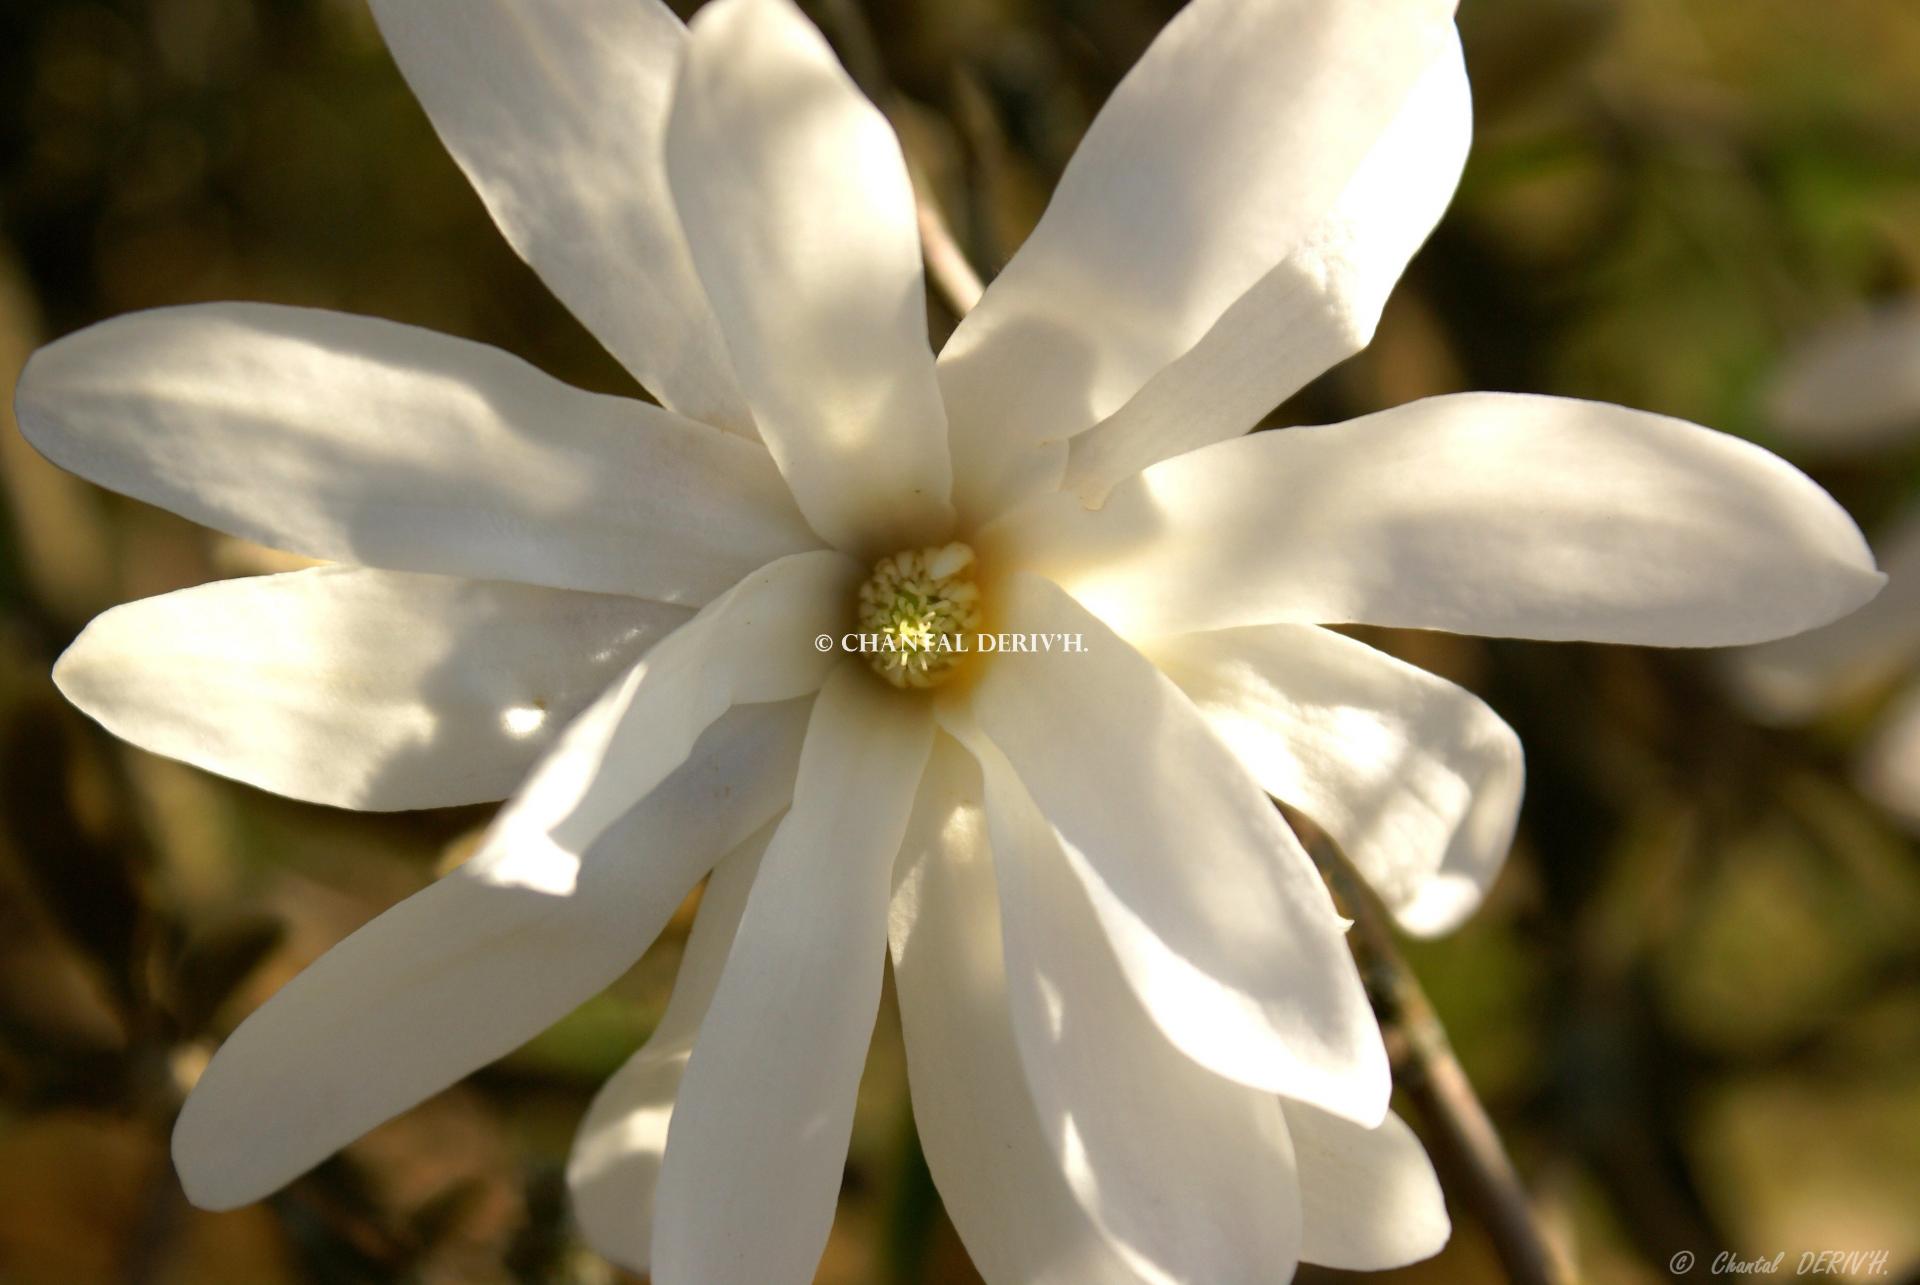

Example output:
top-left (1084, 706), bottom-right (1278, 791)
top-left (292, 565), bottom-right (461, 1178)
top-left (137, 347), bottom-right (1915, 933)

top-left (1289, 809), bottom-right (1578, 1285)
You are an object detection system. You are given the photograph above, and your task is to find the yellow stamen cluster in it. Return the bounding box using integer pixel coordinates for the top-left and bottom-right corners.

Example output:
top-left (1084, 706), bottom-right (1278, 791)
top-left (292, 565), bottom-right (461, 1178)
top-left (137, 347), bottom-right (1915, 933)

top-left (856, 542), bottom-right (982, 689)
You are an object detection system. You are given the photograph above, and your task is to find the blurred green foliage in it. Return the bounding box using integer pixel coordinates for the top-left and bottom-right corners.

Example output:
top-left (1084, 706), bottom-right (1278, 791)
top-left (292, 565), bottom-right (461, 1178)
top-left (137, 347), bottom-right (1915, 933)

top-left (1, 1), bottom-right (1918, 1282)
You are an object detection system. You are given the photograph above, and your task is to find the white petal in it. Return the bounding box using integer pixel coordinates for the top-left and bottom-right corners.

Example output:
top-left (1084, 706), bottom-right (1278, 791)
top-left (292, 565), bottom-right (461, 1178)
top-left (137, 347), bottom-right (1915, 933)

top-left (1766, 301), bottom-right (1920, 455)
top-left (995, 393), bottom-right (1884, 646)
top-left (171, 698), bottom-right (811, 1211)
top-left (1858, 683), bottom-right (1920, 832)
top-left (958, 727), bottom-right (1304, 1283)
top-left (53, 567), bottom-right (689, 811)
top-left (1285, 1103), bottom-right (1450, 1270)
top-left (1063, 31), bottom-right (1472, 505)
top-left (1723, 504), bottom-right (1920, 721)
top-left (1147, 625), bottom-right (1521, 937)
top-left (15, 304), bottom-right (820, 602)
top-left (366, 0), bottom-right (752, 431)
top-left (652, 662), bottom-right (934, 1285)
top-left (939, 0), bottom-right (1458, 523)
top-left (566, 820), bottom-right (776, 1275)
top-left (954, 574), bottom-right (1389, 1122)
top-left (666, 0), bottom-right (952, 555)
top-left (889, 738), bottom-right (1146, 1285)
top-left (467, 551), bottom-right (858, 898)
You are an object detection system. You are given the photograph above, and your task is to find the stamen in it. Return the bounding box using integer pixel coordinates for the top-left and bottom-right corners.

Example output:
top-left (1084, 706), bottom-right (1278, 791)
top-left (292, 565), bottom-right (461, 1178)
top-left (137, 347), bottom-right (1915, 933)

top-left (856, 542), bottom-right (982, 689)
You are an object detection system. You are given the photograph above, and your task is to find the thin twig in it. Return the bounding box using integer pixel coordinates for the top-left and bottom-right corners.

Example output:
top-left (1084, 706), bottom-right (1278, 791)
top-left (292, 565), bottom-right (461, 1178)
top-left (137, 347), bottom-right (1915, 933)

top-left (913, 187), bottom-right (984, 317)
top-left (1290, 809), bottom-right (1579, 1285)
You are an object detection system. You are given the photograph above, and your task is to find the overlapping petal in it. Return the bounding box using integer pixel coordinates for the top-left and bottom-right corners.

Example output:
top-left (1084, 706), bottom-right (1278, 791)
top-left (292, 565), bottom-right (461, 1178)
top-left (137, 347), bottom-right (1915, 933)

top-left (995, 393), bottom-right (1883, 645)
top-left (14, 304), bottom-right (820, 602)
top-left (53, 567), bottom-right (689, 811)
top-left (666, 0), bottom-right (952, 555)
top-left (889, 739), bottom-right (1145, 1285)
top-left (366, 0), bottom-right (752, 430)
top-left (172, 698), bottom-right (811, 1211)
top-left (464, 550), bottom-right (858, 897)
top-left (1285, 1103), bottom-right (1450, 1270)
top-left (1063, 29), bottom-right (1473, 505)
top-left (957, 573), bottom-right (1389, 1121)
top-left (939, 0), bottom-right (1459, 522)
top-left (1148, 624), bottom-right (1521, 937)
top-left (566, 820), bottom-right (776, 1275)
top-left (953, 725), bottom-right (1305, 1283)
top-left (652, 663), bottom-right (934, 1284)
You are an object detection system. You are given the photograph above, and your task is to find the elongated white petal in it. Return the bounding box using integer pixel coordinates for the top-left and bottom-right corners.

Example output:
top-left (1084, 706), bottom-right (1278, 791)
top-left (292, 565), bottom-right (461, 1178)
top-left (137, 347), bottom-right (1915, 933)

top-left (1723, 504), bottom-right (1920, 721)
top-left (889, 738), bottom-right (1146, 1285)
top-left (53, 567), bottom-right (689, 811)
top-left (567, 820), bottom-right (776, 1275)
top-left (956, 574), bottom-right (1388, 1121)
top-left (1285, 1103), bottom-right (1450, 1270)
top-left (653, 663), bottom-right (934, 1285)
top-left (366, 0), bottom-right (751, 431)
top-left (1147, 625), bottom-right (1521, 937)
top-left (666, 0), bottom-right (952, 555)
top-left (172, 698), bottom-right (811, 1211)
top-left (468, 551), bottom-right (858, 898)
top-left (940, 0), bottom-right (1458, 523)
top-left (996, 393), bottom-right (1883, 645)
top-left (954, 726), bottom-right (1304, 1283)
top-left (1859, 683), bottom-right (1920, 831)
top-left (1766, 301), bottom-right (1920, 455)
top-left (15, 305), bottom-right (820, 602)
top-left (1063, 31), bottom-right (1472, 505)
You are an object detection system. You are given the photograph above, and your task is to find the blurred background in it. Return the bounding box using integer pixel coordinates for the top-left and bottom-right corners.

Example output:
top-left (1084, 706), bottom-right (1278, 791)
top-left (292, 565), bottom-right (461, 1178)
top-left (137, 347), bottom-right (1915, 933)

top-left (2, 0), bottom-right (1919, 1281)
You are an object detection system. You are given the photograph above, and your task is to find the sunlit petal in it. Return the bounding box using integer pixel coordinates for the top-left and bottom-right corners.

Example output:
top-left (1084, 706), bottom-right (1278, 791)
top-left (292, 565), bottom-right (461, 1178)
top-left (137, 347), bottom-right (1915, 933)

top-left (53, 567), bottom-right (689, 811)
top-left (15, 304), bottom-right (820, 602)
top-left (953, 725), bottom-right (1304, 1282)
top-left (172, 699), bottom-right (810, 1210)
top-left (367, 0), bottom-right (753, 430)
top-left (566, 821), bottom-right (776, 1275)
top-left (1064, 29), bottom-right (1472, 505)
top-left (955, 574), bottom-right (1389, 1122)
top-left (995, 393), bottom-right (1882, 645)
top-left (1286, 1103), bottom-right (1450, 1270)
top-left (666, 0), bottom-right (952, 555)
top-left (1148, 624), bottom-right (1521, 937)
top-left (652, 663), bottom-right (934, 1284)
top-left (940, 0), bottom-right (1458, 523)
top-left (889, 738), bottom-right (1147, 1285)
top-left (466, 551), bottom-right (857, 897)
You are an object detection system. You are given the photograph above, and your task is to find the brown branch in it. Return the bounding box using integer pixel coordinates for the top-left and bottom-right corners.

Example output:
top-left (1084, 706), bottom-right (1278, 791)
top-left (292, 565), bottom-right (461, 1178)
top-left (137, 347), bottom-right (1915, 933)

top-left (1291, 809), bottom-right (1579, 1285)
top-left (913, 186), bottom-right (985, 318)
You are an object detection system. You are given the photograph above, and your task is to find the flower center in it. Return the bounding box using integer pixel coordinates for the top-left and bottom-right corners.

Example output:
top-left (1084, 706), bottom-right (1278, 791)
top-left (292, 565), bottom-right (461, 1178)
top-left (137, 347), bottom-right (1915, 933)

top-left (856, 542), bottom-right (982, 689)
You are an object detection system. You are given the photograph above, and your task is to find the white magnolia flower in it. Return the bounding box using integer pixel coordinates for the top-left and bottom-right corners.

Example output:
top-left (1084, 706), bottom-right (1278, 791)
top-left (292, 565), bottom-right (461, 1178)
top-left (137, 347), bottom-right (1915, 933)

top-left (1730, 302), bottom-right (1920, 827)
top-left (14, 0), bottom-right (1882, 1280)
